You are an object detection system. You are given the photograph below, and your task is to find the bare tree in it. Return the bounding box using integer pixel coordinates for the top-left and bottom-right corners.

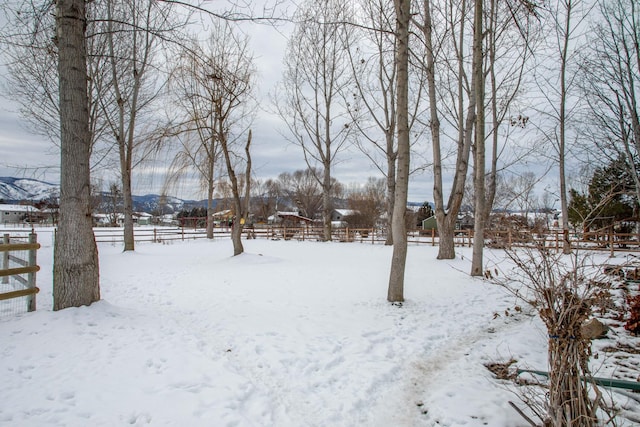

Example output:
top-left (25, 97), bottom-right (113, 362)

top-left (166, 37), bottom-right (227, 239)
top-left (278, 169), bottom-right (325, 220)
top-left (470, 0), bottom-right (487, 276)
top-left (1, 1), bottom-right (115, 172)
top-left (345, 0), bottom-right (426, 245)
top-left (345, 177), bottom-right (386, 228)
top-left (276, 0), bottom-right (354, 241)
top-left (251, 178), bottom-right (281, 223)
top-left (579, 0), bottom-right (640, 213)
top-left (419, 0), bottom-right (537, 267)
top-left (105, 182), bottom-right (123, 227)
top-left (482, 0), bottom-right (540, 222)
top-left (96, 0), bottom-right (179, 251)
top-left (418, 0), bottom-right (476, 261)
top-left (53, 0), bottom-right (100, 310)
top-left (534, 0), bottom-right (591, 254)
top-left (222, 131), bottom-right (253, 255)
top-left (182, 20), bottom-right (256, 255)
top-left (387, 0), bottom-right (411, 303)
top-left (502, 171), bottom-right (541, 216)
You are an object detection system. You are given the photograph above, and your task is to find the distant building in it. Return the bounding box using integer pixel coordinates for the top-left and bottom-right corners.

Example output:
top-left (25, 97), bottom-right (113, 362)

top-left (421, 215), bottom-right (438, 231)
top-left (0, 204), bottom-right (38, 224)
top-left (331, 209), bottom-right (358, 222)
top-left (268, 211), bottom-right (313, 226)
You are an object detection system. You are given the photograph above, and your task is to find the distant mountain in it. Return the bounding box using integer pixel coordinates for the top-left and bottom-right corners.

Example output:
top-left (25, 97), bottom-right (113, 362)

top-left (129, 194), bottom-right (197, 214)
top-left (0, 177), bottom-right (59, 202)
top-left (0, 176), bottom-right (204, 214)
top-left (0, 176), bottom-right (429, 215)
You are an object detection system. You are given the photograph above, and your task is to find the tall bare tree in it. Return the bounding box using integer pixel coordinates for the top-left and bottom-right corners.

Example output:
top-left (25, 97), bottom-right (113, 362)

top-left (470, 0), bottom-right (487, 276)
top-left (535, 0), bottom-right (591, 254)
top-left (97, 0), bottom-right (178, 251)
top-left (277, 169), bottom-right (338, 220)
top-left (387, 0), bottom-right (411, 303)
top-left (222, 131), bottom-right (253, 255)
top-left (482, 0), bottom-right (540, 221)
top-left (345, 0), bottom-right (427, 246)
top-left (276, 0), bottom-right (354, 241)
top-left (166, 37), bottom-right (226, 239)
top-left (177, 20), bottom-right (256, 255)
top-left (53, 0), bottom-right (100, 310)
top-left (420, 0), bottom-right (537, 267)
top-left (419, 0), bottom-right (476, 260)
top-left (579, 0), bottom-right (640, 211)
top-left (2, 1), bottom-right (114, 173)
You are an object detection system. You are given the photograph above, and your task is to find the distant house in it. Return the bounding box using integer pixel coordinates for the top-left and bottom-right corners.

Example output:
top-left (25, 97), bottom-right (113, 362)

top-left (0, 204), bottom-right (38, 224)
top-left (421, 213), bottom-right (474, 231)
top-left (135, 212), bottom-right (153, 226)
top-left (457, 212), bottom-right (474, 230)
top-left (421, 215), bottom-right (438, 231)
top-left (208, 209), bottom-right (234, 227)
top-left (160, 214), bottom-right (178, 226)
top-left (331, 209), bottom-right (358, 222)
top-left (268, 211), bottom-right (313, 226)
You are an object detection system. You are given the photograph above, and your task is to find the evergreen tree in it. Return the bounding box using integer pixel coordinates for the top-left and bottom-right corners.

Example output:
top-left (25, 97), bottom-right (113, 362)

top-left (568, 157), bottom-right (637, 229)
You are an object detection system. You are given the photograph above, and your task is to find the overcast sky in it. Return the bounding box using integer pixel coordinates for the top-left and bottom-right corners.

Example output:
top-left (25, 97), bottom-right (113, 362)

top-left (0, 2), bottom-right (440, 203)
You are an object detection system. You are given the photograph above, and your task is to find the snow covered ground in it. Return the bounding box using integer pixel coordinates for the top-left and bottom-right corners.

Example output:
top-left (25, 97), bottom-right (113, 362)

top-left (1, 228), bottom-right (638, 426)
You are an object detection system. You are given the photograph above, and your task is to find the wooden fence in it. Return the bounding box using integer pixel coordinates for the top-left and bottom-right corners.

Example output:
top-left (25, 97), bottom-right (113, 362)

top-left (0, 233), bottom-right (40, 312)
top-left (89, 225), bottom-right (640, 254)
top-left (90, 225), bottom-right (475, 246)
top-left (93, 227), bottom-right (220, 244)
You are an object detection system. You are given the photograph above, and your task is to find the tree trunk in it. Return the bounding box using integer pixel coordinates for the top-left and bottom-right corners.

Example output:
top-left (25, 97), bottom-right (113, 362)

top-left (559, 0), bottom-right (573, 255)
top-left (436, 212), bottom-right (457, 259)
top-left (470, 0), bottom-right (485, 277)
top-left (121, 169), bottom-right (135, 251)
top-left (230, 208), bottom-right (244, 256)
top-left (388, 0), bottom-right (410, 303)
top-left (322, 163), bottom-right (332, 242)
top-left (385, 134), bottom-right (396, 246)
top-left (206, 158), bottom-right (215, 239)
top-left (221, 130), bottom-right (252, 256)
top-left (425, 0), bottom-right (474, 260)
top-left (53, 0), bottom-right (100, 310)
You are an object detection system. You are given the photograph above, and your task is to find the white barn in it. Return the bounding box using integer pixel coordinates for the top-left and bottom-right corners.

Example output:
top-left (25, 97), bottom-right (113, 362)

top-left (0, 204), bottom-right (37, 224)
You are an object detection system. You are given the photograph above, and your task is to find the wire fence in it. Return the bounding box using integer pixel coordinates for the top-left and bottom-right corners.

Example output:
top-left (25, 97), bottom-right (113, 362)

top-left (0, 232), bottom-right (40, 318)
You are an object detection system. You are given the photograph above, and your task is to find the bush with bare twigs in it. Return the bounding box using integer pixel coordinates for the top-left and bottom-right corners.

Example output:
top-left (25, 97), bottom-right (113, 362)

top-left (489, 245), bottom-right (617, 426)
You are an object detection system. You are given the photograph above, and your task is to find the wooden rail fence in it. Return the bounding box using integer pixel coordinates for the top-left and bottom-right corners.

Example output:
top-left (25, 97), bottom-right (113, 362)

top-left (0, 233), bottom-right (40, 312)
top-left (89, 225), bottom-right (640, 254)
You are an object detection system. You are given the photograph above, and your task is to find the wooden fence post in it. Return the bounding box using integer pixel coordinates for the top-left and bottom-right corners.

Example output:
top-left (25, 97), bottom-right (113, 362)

top-left (609, 231), bottom-right (614, 257)
top-left (2, 234), bottom-right (8, 285)
top-left (27, 233), bottom-right (37, 312)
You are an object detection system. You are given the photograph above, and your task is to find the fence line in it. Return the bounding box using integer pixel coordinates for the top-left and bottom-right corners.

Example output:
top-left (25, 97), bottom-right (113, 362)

top-left (0, 233), bottom-right (40, 312)
top-left (88, 225), bottom-right (640, 254)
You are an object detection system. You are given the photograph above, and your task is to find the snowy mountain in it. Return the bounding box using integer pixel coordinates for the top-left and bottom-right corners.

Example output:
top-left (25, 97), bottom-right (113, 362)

top-left (0, 177), bottom-right (59, 202)
top-left (0, 176), bottom-right (198, 213)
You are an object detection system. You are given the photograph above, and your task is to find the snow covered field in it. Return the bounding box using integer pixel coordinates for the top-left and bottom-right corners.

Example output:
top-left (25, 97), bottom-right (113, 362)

top-left (1, 229), bottom-right (638, 426)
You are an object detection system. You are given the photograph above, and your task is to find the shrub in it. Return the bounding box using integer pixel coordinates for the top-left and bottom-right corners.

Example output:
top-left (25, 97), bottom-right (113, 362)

top-left (624, 294), bottom-right (640, 335)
